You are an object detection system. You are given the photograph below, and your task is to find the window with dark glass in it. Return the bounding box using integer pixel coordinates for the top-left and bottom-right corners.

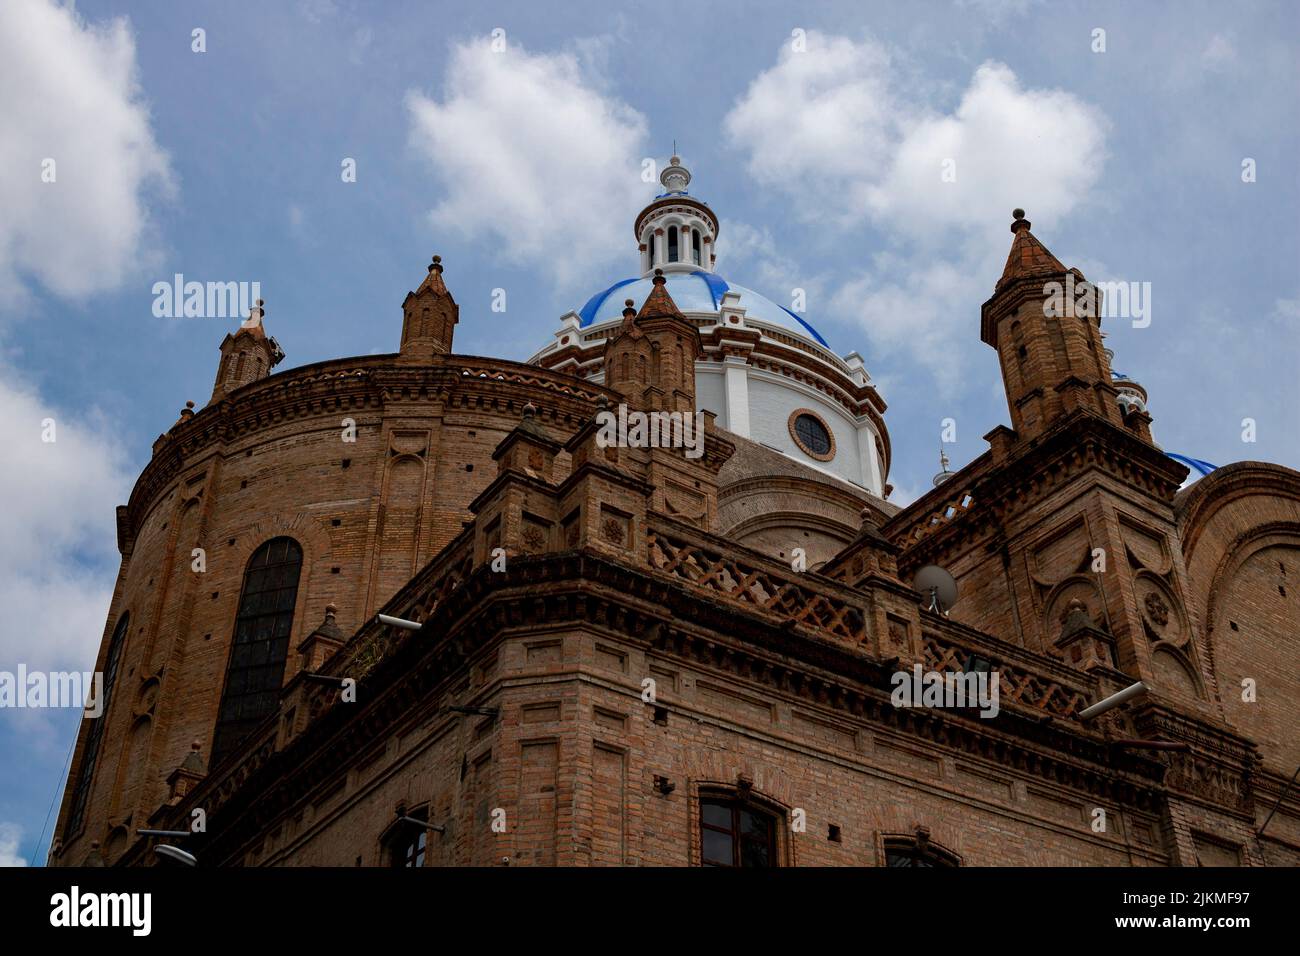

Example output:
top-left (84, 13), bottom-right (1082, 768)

top-left (210, 537), bottom-right (303, 765)
top-left (794, 413), bottom-right (832, 456)
top-left (390, 813), bottom-right (428, 868)
top-left (700, 797), bottom-right (778, 867)
top-left (668, 225), bottom-right (679, 263)
top-left (64, 612), bottom-right (129, 836)
top-left (884, 838), bottom-right (960, 867)
top-left (691, 229), bottom-right (701, 264)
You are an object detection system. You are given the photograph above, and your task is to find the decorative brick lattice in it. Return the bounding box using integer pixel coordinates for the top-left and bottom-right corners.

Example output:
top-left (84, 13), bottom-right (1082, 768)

top-left (903, 486), bottom-right (976, 545)
top-left (922, 634), bottom-right (1089, 718)
top-left (647, 528), bottom-right (866, 644)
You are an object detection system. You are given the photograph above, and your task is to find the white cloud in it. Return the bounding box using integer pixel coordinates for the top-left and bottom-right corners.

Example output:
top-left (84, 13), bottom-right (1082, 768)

top-left (885, 479), bottom-right (930, 509)
top-left (718, 219), bottom-right (834, 329)
top-left (865, 62), bottom-right (1108, 240)
top-left (724, 34), bottom-right (897, 227)
top-left (297, 0), bottom-right (339, 24)
top-left (406, 38), bottom-right (651, 288)
top-left (955, 0), bottom-right (1042, 19)
top-left (1202, 34), bottom-right (1237, 70)
top-left (726, 35), bottom-right (1107, 237)
top-left (0, 0), bottom-right (173, 301)
top-left (831, 248), bottom-right (1002, 391)
top-left (348, 25), bottom-right (373, 65)
top-left (0, 360), bottom-right (132, 678)
top-left (726, 33), bottom-right (1109, 386)
top-left (0, 822), bottom-right (26, 867)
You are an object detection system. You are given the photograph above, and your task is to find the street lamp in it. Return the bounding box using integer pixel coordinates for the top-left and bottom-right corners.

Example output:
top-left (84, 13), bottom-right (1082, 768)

top-left (1077, 681), bottom-right (1148, 721)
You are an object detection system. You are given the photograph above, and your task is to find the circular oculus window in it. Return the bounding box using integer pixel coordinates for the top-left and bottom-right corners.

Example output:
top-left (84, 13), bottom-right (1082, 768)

top-left (789, 409), bottom-right (835, 461)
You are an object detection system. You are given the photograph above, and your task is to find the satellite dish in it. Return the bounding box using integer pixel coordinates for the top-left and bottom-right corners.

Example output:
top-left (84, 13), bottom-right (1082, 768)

top-left (154, 844), bottom-right (197, 867)
top-left (914, 565), bottom-right (958, 616)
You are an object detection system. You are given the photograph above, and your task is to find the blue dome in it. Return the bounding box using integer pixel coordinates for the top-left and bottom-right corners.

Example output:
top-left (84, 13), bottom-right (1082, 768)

top-left (1166, 453), bottom-right (1218, 478)
top-left (577, 271), bottom-right (830, 349)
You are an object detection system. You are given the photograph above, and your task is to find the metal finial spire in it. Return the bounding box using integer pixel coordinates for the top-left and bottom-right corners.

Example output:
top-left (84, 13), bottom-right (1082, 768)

top-left (932, 444), bottom-right (954, 487)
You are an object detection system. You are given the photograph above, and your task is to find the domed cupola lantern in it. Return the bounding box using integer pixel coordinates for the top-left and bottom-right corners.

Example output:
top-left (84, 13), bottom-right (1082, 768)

top-left (635, 155), bottom-right (720, 276)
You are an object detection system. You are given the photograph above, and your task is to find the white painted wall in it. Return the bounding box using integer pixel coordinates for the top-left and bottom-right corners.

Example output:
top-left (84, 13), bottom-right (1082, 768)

top-left (746, 371), bottom-right (877, 493)
top-left (695, 366), bottom-right (727, 430)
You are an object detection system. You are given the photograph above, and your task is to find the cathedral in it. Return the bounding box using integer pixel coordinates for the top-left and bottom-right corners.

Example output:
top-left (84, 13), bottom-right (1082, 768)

top-left (50, 158), bottom-right (1300, 867)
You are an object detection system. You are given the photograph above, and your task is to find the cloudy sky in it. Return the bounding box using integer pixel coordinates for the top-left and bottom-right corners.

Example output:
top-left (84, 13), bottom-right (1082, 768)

top-left (0, 0), bottom-right (1296, 865)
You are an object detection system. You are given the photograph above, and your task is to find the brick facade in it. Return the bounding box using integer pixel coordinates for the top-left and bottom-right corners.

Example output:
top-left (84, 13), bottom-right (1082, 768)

top-left (49, 217), bottom-right (1300, 868)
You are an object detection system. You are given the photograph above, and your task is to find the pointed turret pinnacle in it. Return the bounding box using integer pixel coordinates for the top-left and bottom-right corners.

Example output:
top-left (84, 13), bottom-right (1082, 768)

top-left (617, 297), bottom-right (643, 339)
top-left (515, 401), bottom-right (555, 442)
top-left (636, 269), bottom-right (686, 322)
top-left (310, 603), bottom-right (344, 642)
top-left (179, 740), bottom-right (206, 774)
top-left (237, 298), bottom-right (269, 338)
top-left (418, 255), bottom-right (449, 296)
top-left (997, 208), bottom-right (1067, 291)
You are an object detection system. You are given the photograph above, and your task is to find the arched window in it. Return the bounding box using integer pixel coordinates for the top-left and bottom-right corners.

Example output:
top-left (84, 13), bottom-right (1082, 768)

top-left (700, 796), bottom-right (779, 866)
top-left (211, 537), bottom-right (303, 765)
top-left (386, 808), bottom-right (430, 868)
top-left (64, 612), bottom-right (130, 837)
top-left (645, 233), bottom-right (656, 269)
top-left (668, 226), bottom-right (679, 263)
top-left (691, 229), bottom-right (701, 264)
top-left (883, 835), bottom-right (960, 867)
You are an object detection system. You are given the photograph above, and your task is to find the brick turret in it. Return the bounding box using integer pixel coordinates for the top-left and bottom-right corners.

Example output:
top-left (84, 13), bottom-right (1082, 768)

top-left (980, 210), bottom-right (1123, 444)
top-left (604, 269), bottom-right (700, 415)
top-left (209, 299), bottom-right (284, 404)
top-left (399, 254), bottom-right (459, 362)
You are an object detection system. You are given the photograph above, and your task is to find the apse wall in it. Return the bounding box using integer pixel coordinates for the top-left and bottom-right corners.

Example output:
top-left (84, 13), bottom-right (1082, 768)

top-left (54, 352), bottom-right (607, 865)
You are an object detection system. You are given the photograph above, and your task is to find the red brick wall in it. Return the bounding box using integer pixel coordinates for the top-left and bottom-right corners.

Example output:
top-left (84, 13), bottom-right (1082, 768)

top-left (52, 356), bottom-right (603, 866)
top-left (211, 628), bottom-right (1175, 868)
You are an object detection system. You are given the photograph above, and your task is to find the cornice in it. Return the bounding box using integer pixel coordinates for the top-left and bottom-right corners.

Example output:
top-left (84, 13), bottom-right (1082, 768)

top-left (634, 195), bottom-right (720, 239)
top-left (119, 353), bottom-right (619, 551)
top-left (150, 548), bottom-right (1172, 865)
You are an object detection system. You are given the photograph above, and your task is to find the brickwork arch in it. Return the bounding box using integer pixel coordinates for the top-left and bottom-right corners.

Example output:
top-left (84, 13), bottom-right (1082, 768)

top-left (223, 513), bottom-right (331, 641)
top-left (1201, 526), bottom-right (1300, 775)
top-left (689, 777), bottom-right (795, 867)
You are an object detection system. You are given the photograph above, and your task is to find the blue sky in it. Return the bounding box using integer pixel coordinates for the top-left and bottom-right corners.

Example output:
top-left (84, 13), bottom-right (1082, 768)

top-left (0, 0), bottom-right (1296, 865)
